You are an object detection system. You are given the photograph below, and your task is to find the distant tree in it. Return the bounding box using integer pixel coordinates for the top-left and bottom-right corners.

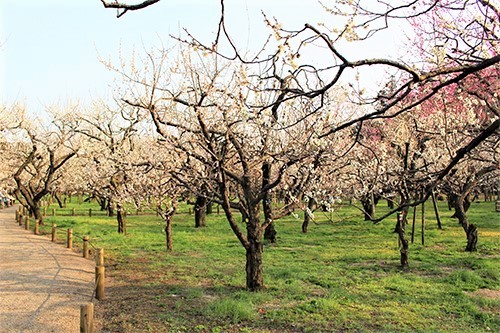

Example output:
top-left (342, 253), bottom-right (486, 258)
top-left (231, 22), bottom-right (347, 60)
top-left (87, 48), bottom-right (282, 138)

top-left (72, 100), bottom-right (144, 233)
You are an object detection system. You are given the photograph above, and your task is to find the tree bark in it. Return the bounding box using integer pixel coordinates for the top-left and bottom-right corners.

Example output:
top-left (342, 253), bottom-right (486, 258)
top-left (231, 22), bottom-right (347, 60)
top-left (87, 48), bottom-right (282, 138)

top-left (387, 198), bottom-right (394, 209)
top-left (454, 198), bottom-right (478, 251)
top-left (397, 211), bottom-right (409, 268)
top-left (206, 200), bottom-right (213, 214)
top-left (361, 196), bottom-right (374, 221)
top-left (246, 220), bottom-right (264, 291)
top-left (262, 197), bottom-right (276, 243)
top-left (194, 195), bottom-right (207, 228)
top-left (263, 222), bottom-right (277, 243)
top-left (165, 216), bottom-right (173, 251)
top-left (32, 202), bottom-right (44, 225)
top-left (262, 163), bottom-right (277, 243)
top-left (98, 197), bottom-right (107, 211)
top-left (302, 197), bottom-right (315, 233)
top-left (107, 201), bottom-right (115, 217)
top-left (116, 203), bottom-right (126, 234)
top-left (53, 192), bottom-right (64, 209)
top-left (450, 193), bottom-right (470, 219)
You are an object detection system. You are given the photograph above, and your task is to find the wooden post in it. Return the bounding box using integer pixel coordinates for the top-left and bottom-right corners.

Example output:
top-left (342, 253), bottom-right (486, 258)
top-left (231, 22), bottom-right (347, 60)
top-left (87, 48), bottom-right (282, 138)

top-left (18, 214), bottom-right (23, 226)
top-left (217, 205), bottom-right (220, 215)
top-left (95, 248), bottom-right (105, 300)
top-left (136, 208), bottom-right (139, 215)
top-left (52, 224), bottom-right (57, 242)
top-left (43, 207), bottom-right (47, 216)
top-left (25, 217), bottom-right (29, 230)
top-left (411, 205), bottom-right (417, 244)
top-left (89, 208), bottom-right (92, 217)
top-left (189, 207), bottom-right (192, 215)
top-left (72, 208), bottom-right (76, 216)
top-left (52, 208), bottom-right (56, 216)
top-left (83, 236), bottom-right (89, 258)
top-left (34, 219), bottom-right (39, 235)
top-left (15, 210), bottom-right (19, 222)
top-left (67, 228), bottom-right (73, 249)
top-left (421, 200), bottom-right (425, 246)
top-left (431, 191), bottom-right (442, 229)
top-left (80, 303), bottom-right (94, 333)
top-left (96, 248), bottom-right (104, 266)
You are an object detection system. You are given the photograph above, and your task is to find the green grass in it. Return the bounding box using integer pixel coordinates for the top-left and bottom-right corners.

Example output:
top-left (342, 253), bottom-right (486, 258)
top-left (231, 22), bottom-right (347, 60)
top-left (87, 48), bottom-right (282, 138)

top-left (25, 198), bottom-right (500, 332)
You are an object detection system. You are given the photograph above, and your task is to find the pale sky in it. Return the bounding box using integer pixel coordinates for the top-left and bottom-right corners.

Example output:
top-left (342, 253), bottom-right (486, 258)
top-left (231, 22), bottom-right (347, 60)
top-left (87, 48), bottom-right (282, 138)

top-left (0, 0), bottom-right (404, 115)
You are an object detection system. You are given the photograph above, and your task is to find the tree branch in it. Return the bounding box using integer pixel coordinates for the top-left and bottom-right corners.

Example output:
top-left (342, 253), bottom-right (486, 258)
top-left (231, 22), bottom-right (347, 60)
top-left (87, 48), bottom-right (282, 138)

top-left (100, 0), bottom-right (161, 18)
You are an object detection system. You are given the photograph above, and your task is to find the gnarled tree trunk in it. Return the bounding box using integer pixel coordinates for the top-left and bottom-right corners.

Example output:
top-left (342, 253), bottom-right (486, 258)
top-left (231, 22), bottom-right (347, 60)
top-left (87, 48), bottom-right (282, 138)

top-left (454, 198), bottom-right (478, 251)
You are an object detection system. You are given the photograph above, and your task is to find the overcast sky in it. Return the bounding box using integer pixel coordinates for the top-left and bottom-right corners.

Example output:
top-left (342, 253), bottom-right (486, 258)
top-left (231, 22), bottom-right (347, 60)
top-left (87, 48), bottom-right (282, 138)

top-left (0, 0), bottom-right (404, 115)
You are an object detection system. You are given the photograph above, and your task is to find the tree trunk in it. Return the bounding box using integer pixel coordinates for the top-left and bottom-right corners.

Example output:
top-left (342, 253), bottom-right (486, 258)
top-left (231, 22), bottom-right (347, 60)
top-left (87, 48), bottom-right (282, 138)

top-left (206, 201), bottom-right (213, 214)
top-left (454, 198), bottom-right (478, 251)
top-left (116, 203), bottom-right (126, 234)
top-left (245, 234), bottom-right (264, 291)
top-left (361, 196), bottom-right (374, 221)
top-left (262, 163), bottom-right (277, 243)
top-left (397, 211), bottom-right (409, 268)
top-left (245, 199), bottom-right (264, 291)
top-left (450, 193), bottom-right (470, 219)
top-left (194, 195), bottom-right (207, 228)
top-left (107, 201), bottom-right (115, 217)
top-left (264, 223), bottom-right (277, 243)
top-left (54, 192), bottom-right (64, 209)
top-left (262, 197), bottom-right (276, 243)
top-left (165, 216), bottom-right (173, 251)
top-left (302, 197), bottom-right (315, 233)
top-left (30, 201), bottom-right (44, 225)
top-left (98, 197), bottom-right (107, 211)
top-left (387, 198), bottom-right (394, 209)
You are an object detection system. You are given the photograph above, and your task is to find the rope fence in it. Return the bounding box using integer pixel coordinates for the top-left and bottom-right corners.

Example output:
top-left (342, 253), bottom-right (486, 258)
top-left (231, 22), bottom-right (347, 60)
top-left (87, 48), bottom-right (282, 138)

top-left (38, 203), bottom-right (223, 217)
top-left (12, 205), bottom-right (103, 333)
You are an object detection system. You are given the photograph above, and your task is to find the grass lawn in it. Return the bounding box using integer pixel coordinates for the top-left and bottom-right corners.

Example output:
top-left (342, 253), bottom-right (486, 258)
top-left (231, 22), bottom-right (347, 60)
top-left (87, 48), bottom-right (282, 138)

top-left (29, 198), bottom-right (499, 332)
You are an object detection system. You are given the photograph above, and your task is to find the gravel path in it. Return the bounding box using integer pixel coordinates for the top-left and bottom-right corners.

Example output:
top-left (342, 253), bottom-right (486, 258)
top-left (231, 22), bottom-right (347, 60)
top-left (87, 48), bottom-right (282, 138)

top-left (0, 205), bottom-right (96, 332)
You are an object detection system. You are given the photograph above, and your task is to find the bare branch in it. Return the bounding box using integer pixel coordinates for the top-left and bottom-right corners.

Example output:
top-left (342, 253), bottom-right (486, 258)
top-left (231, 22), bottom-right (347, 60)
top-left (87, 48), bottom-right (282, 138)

top-left (100, 0), bottom-right (161, 18)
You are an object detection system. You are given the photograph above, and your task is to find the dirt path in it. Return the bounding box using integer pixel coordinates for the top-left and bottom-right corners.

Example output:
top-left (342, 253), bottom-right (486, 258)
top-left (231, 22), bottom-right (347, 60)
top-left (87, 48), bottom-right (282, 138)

top-left (0, 205), bottom-right (96, 332)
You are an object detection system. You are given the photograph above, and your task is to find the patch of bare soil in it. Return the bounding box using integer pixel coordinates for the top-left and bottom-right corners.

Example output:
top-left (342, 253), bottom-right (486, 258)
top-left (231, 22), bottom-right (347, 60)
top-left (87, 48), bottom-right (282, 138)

top-left (467, 288), bottom-right (500, 300)
top-left (465, 289), bottom-right (500, 316)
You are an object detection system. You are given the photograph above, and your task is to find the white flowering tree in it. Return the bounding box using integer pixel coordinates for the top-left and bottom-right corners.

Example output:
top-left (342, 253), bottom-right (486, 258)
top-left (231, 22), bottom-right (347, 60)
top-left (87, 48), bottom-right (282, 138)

top-left (9, 111), bottom-right (79, 224)
top-left (112, 45), bottom-right (336, 290)
top-left (72, 100), bottom-right (144, 233)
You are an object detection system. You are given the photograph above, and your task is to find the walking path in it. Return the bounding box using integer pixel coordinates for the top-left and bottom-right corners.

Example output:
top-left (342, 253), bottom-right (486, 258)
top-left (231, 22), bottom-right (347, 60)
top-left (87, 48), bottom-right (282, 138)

top-left (0, 205), bottom-right (96, 332)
